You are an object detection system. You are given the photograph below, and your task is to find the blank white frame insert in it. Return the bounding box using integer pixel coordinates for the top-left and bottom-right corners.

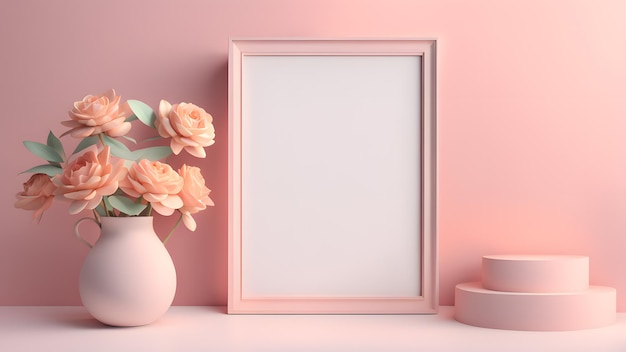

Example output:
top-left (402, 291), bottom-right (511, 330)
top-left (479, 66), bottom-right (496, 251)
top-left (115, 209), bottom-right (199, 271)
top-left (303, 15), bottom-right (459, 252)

top-left (229, 39), bottom-right (437, 314)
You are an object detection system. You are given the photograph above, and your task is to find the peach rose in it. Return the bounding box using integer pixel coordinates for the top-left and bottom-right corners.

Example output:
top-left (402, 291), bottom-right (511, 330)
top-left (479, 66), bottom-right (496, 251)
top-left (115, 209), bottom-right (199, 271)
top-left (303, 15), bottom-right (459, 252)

top-left (61, 89), bottom-right (132, 138)
top-left (119, 159), bottom-right (184, 216)
top-left (177, 165), bottom-right (214, 231)
top-left (53, 146), bottom-right (127, 214)
top-left (15, 173), bottom-right (57, 221)
top-left (156, 100), bottom-right (215, 158)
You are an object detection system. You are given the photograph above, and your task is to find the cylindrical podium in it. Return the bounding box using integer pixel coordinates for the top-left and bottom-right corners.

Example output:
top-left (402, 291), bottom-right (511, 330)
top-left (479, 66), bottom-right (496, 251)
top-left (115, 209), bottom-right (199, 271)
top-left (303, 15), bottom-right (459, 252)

top-left (455, 255), bottom-right (616, 331)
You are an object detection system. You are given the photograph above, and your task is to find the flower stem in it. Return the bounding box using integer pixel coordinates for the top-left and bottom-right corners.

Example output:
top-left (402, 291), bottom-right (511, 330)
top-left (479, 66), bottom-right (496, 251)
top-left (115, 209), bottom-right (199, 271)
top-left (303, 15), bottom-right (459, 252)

top-left (101, 197), bottom-right (111, 216)
top-left (92, 209), bottom-right (102, 226)
top-left (162, 211), bottom-right (183, 245)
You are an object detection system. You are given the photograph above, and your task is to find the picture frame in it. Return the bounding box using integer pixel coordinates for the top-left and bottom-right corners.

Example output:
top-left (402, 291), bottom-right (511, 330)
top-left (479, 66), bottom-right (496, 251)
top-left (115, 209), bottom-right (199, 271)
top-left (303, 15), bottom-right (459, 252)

top-left (228, 38), bottom-right (437, 314)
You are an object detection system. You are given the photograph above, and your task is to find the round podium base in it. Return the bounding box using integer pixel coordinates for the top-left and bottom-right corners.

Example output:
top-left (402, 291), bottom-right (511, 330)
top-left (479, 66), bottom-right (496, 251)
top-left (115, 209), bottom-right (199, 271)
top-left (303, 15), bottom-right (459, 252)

top-left (455, 282), bottom-right (616, 331)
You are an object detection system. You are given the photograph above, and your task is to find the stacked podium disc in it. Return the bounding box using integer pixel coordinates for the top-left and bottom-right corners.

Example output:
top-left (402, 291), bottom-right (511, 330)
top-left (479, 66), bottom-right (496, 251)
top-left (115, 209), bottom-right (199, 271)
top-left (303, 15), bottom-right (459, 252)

top-left (454, 255), bottom-right (616, 331)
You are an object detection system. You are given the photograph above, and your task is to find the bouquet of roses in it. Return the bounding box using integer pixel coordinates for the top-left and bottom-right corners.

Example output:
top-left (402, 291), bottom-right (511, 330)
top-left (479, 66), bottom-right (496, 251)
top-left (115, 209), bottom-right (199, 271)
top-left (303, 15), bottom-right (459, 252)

top-left (14, 89), bottom-right (215, 242)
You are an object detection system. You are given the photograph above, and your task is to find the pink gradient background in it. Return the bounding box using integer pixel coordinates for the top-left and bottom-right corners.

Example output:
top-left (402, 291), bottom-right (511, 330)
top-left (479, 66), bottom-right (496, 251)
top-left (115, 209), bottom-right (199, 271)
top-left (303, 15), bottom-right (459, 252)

top-left (1, 0), bottom-right (625, 309)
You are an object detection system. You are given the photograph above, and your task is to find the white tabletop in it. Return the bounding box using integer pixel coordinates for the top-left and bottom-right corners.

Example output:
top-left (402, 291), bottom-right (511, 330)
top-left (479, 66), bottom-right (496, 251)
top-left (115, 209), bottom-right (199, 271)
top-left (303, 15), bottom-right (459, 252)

top-left (0, 306), bottom-right (625, 352)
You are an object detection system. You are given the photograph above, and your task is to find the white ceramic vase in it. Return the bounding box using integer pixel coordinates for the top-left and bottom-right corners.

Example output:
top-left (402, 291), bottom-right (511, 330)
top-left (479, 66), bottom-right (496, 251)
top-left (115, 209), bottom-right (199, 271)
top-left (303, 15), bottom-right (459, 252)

top-left (75, 216), bottom-right (176, 326)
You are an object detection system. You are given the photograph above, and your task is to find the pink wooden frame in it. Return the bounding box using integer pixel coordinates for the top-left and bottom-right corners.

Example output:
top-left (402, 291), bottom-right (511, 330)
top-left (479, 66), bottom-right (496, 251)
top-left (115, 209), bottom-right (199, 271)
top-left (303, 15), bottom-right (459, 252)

top-left (228, 38), bottom-right (437, 314)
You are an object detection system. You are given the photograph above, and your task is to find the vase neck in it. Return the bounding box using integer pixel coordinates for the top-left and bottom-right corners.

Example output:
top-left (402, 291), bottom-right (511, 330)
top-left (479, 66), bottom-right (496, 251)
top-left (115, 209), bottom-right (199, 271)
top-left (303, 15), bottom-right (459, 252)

top-left (100, 216), bottom-right (154, 234)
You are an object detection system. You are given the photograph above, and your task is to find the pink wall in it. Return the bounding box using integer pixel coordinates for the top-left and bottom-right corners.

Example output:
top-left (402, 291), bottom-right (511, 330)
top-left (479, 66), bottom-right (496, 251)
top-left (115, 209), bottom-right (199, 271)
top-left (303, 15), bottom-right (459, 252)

top-left (2, 0), bottom-right (626, 309)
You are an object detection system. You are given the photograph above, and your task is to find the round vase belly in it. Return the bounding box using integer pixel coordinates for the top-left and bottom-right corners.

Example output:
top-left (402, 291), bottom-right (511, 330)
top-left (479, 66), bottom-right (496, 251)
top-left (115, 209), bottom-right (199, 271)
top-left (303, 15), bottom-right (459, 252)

top-left (78, 217), bottom-right (177, 326)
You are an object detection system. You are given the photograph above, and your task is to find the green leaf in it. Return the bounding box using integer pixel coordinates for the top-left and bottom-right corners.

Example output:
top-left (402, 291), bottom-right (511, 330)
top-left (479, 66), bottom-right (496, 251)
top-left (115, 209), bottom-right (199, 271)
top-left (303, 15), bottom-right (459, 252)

top-left (94, 203), bottom-right (106, 216)
top-left (103, 196), bottom-right (112, 214)
top-left (125, 114), bottom-right (138, 122)
top-left (72, 135), bottom-right (99, 154)
top-left (101, 134), bottom-right (130, 151)
top-left (23, 141), bottom-right (64, 163)
top-left (20, 164), bottom-right (63, 177)
top-left (120, 135), bottom-right (137, 144)
top-left (128, 100), bottom-right (156, 128)
top-left (46, 131), bottom-right (65, 160)
top-left (131, 146), bottom-right (172, 161)
top-left (101, 135), bottom-right (134, 160)
top-left (141, 135), bottom-right (163, 143)
top-left (108, 195), bottom-right (147, 216)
